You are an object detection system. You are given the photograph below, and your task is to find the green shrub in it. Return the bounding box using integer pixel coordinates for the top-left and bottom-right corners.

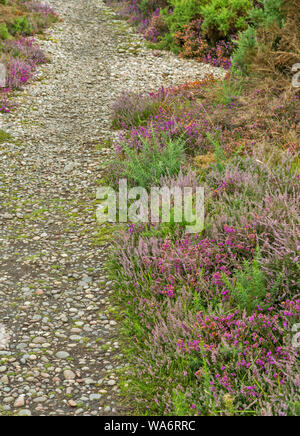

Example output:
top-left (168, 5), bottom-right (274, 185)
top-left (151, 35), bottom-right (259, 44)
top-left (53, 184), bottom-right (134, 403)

top-left (166, 0), bottom-right (204, 32)
top-left (117, 133), bottom-right (185, 188)
top-left (232, 26), bottom-right (257, 73)
top-left (9, 17), bottom-right (33, 36)
top-left (0, 23), bottom-right (10, 40)
top-left (0, 0), bottom-right (7, 5)
top-left (201, 0), bottom-right (253, 40)
top-left (222, 249), bottom-right (281, 313)
top-left (250, 0), bottom-right (284, 28)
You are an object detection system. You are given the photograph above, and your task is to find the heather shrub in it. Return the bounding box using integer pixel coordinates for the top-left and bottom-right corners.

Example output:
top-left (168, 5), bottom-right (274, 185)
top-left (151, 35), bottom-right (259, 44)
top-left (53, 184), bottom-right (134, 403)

top-left (116, 103), bottom-right (209, 155)
top-left (174, 18), bottom-right (208, 58)
top-left (113, 77), bottom-right (232, 157)
top-left (146, 0), bottom-right (207, 53)
top-left (111, 228), bottom-right (299, 415)
top-left (111, 90), bottom-right (165, 129)
top-left (176, 303), bottom-right (300, 415)
top-left (25, 1), bottom-right (58, 17)
top-left (6, 57), bottom-right (33, 89)
top-left (111, 81), bottom-right (219, 155)
top-left (205, 153), bottom-right (299, 298)
top-left (0, 91), bottom-right (13, 113)
top-left (144, 13), bottom-right (168, 42)
top-left (115, 230), bottom-right (255, 307)
top-left (173, 16), bottom-right (235, 69)
top-left (0, 1), bottom-right (56, 112)
top-left (202, 39), bottom-right (234, 69)
top-left (5, 37), bottom-right (47, 65)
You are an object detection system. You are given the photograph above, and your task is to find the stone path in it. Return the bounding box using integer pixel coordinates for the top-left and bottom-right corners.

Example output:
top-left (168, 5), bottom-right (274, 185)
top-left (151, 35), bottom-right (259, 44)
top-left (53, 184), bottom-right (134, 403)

top-left (0, 0), bottom-right (223, 416)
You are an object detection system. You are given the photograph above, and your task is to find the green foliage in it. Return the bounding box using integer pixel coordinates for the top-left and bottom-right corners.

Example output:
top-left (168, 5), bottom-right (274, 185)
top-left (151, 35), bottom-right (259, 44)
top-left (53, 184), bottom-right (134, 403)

top-left (166, 0), bottom-right (204, 32)
top-left (232, 26), bottom-right (257, 73)
top-left (0, 0), bottom-right (7, 5)
top-left (138, 0), bottom-right (161, 15)
top-left (0, 23), bottom-right (10, 40)
top-left (150, 30), bottom-right (181, 53)
top-left (222, 249), bottom-right (281, 313)
top-left (201, 0), bottom-right (253, 38)
top-left (206, 132), bottom-right (226, 172)
top-left (215, 77), bottom-right (245, 106)
top-left (140, 207), bottom-right (189, 240)
top-left (250, 0), bottom-right (284, 28)
top-left (139, 0), bottom-right (152, 14)
top-left (117, 133), bottom-right (185, 188)
top-left (172, 390), bottom-right (191, 416)
top-left (9, 17), bottom-right (33, 36)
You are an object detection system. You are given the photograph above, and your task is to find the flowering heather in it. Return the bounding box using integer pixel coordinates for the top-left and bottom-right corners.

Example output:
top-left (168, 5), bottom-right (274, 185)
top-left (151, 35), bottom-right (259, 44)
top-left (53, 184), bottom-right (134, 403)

top-left (106, 2), bottom-right (300, 417)
top-left (203, 40), bottom-right (234, 70)
top-left (2, 39), bottom-right (47, 95)
top-left (144, 10), bottom-right (167, 43)
top-left (0, 0), bottom-right (56, 112)
top-left (0, 91), bottom-right (14, 113)
top-left (112, 228), bottom-right (299, 415)
top-left (112, 221), bottom-right (300, 414)
top-left (205, 153), bottom-right (300, 297)
top-left (174, 19), bottom-right (235, 70)
top-left (109, 145), bottom-right (299, 415)
top-left (175, 302), bottom-right (300, 413)
top-left (106, 1), bottom-right (236, 69)
top-left (112, 77), bottom-right (224, 155)
top-left (5, 58), bottom-right (33, 89)
top-left (5, 38), bottom-right (48, 66)
top-left (112, 88), bottom-right (167, 129)
top-left (25, 1), bottom-right (58, 17)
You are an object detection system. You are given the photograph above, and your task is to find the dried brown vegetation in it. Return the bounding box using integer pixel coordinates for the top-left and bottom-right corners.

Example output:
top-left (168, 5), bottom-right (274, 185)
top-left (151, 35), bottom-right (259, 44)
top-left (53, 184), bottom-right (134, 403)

top-left (252, 0), bottom-right (300, 94)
